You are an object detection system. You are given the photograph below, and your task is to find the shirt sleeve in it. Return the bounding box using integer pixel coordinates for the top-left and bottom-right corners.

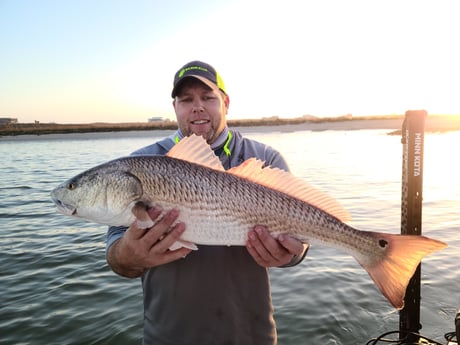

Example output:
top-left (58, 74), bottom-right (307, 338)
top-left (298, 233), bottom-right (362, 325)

top-left (106, 225), bottom-right (128, 252)
top-left (263, 148), bottom-right (290, 172)
top-left (279, 244), bottom-right (309, 267)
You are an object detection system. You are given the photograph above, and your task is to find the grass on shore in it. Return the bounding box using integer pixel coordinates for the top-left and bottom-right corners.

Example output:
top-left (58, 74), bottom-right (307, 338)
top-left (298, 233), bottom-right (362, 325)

top-left (0, 115), bottom-right (403, 137)
top-left (2, 114), bottom-right (460, 137)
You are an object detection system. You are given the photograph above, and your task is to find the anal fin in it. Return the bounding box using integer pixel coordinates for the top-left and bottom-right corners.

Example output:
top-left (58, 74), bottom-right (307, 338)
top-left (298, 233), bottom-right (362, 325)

top-left (169, 240), bottom-right (198, 251)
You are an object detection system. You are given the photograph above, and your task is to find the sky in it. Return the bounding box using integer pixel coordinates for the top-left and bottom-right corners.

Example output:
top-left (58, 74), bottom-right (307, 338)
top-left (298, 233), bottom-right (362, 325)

top-left (0, 0), bottom-right (459, 124)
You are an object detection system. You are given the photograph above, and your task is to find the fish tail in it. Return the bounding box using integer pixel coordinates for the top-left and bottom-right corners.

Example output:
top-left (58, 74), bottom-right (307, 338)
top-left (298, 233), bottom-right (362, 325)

top-left (358, 233), bottom-right (447, 310)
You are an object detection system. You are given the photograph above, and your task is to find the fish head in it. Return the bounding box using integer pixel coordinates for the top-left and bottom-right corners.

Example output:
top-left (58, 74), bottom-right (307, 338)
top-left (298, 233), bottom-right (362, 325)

top-left (50, 161), bottom-right (143, 226)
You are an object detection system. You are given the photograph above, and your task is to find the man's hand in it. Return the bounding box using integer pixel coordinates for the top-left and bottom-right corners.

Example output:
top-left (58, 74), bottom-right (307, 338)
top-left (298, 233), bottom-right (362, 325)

top-left (246, 225), bottom-right (307, 267)
top-left (107, 208), bottom-right (193, 278)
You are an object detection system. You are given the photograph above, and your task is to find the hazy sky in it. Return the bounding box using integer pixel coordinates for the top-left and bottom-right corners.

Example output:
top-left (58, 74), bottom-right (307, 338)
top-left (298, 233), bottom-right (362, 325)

top-left (1, 0), bottom-right (459, 123)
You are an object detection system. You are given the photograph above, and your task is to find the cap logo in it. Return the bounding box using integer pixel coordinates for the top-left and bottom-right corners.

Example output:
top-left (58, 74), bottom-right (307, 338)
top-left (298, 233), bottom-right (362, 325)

top-left (178, 66), bottom-right (209, 78)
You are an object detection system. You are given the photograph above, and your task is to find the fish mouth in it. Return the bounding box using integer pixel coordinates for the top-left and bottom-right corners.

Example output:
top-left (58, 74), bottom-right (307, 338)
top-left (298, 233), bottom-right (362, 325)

top-left (52, 198), bottom-right (77, 216)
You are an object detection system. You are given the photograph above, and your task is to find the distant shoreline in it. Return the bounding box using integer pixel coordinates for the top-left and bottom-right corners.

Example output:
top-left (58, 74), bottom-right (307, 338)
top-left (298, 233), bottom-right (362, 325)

top-left (1, 114), bottom-right (459, 139)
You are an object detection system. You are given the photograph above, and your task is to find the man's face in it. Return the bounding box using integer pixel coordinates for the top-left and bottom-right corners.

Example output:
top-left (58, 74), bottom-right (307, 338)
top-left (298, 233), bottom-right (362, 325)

top-left (173, 78), bottom-right (229, 144)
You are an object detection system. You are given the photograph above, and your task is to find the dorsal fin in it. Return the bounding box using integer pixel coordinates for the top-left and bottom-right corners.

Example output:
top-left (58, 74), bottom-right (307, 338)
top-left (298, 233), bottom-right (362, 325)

top-left (228, 158), bottom-right (351, 222)
top-left (166, 134), bottom-right (225, 171)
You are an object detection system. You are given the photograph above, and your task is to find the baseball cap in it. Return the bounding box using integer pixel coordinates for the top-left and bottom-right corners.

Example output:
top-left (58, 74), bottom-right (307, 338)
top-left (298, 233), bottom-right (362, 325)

top-left (171, 61), bottom-right (226, 98)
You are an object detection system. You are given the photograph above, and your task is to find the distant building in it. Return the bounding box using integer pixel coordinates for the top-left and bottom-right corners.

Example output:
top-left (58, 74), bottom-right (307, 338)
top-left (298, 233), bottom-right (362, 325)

top-left (0, 117), bottom-right (18, 126)
top-left (148, 116), bottom-right (167, 122)
top-left (302, 114), bottom-right (319, 121)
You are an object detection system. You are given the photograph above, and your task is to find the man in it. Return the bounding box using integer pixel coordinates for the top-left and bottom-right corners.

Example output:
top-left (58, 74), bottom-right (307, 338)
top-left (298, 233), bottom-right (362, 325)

top-left (106, 61), bottom-right (308, 344)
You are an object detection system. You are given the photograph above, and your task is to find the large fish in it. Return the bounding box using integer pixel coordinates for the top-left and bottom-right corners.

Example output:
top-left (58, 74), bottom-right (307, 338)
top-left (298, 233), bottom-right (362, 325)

top-left (51, 134), bottom-right (446, 309)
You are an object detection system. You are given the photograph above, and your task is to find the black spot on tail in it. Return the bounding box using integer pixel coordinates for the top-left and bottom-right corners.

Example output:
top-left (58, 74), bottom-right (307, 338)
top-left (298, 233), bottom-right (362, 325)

top-left (379, 239), bottom-right (388, 248)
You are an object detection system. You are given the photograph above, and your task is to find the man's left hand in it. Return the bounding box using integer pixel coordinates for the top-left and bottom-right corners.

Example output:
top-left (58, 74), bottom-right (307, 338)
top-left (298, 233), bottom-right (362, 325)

top-left (246, 225), bottom-right (306, 267)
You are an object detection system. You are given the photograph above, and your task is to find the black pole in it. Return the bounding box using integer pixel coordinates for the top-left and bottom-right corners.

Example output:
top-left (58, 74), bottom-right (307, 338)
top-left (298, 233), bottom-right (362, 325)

top-left (399, 110), bottom-right (427, 343)
top-left (455, 310), bottom-right (460, 342)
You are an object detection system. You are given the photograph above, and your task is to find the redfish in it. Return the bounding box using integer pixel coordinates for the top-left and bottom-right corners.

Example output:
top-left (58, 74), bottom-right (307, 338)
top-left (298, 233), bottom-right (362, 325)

top-left (51, 135), bottom-right (446, 309)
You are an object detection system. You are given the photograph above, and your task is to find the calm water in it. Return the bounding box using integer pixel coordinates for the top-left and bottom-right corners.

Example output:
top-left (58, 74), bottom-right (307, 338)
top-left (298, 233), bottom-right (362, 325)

top-left (1, 128), bottom-right (459, 345)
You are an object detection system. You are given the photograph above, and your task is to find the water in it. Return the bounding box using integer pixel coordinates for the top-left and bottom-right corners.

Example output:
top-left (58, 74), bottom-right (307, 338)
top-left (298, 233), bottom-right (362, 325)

top-left (1, 128), bottom-right (459, 345)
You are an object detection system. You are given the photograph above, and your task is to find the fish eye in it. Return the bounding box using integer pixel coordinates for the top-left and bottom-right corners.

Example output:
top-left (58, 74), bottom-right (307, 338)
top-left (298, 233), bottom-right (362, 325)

top-left (67, 182), bottom-right (77, 190)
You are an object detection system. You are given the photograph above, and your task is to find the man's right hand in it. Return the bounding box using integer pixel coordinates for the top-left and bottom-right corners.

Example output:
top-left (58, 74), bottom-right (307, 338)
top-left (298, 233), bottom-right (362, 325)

top-left (106, 208), bottom-right (193, 278)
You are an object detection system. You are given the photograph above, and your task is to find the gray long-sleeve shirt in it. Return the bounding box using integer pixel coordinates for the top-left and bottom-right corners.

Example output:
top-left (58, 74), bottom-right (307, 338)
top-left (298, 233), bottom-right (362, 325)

top-left (106, 129), bottom-right (304, 345)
